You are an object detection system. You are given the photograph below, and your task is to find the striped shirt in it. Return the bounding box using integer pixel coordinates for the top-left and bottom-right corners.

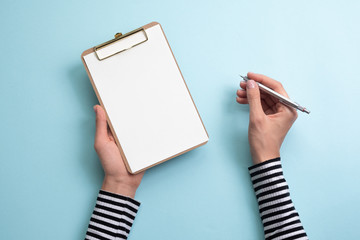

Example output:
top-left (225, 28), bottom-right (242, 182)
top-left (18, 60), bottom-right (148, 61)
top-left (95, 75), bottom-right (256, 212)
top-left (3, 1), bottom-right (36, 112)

top-left (85, 190), bottom-right (140, 240)
top-left (85, 158), bottom-right (307, 240)
top-left (249, 158), bottom-right (308, 240)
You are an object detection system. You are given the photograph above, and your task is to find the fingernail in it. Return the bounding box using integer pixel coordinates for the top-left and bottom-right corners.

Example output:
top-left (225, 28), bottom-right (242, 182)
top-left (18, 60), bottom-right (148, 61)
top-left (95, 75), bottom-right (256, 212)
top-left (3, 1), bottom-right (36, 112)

top-left (247, 80), bottom-right (256, 89)
top-left (93, 105), bottom-right (97, 113)
top-left (239, 80), bottom-right (246, 88)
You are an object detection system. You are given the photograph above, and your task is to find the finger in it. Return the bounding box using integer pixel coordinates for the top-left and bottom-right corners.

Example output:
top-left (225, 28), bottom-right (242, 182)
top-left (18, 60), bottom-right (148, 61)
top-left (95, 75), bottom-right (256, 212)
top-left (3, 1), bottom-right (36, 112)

top-left (237, 89), bottom-right (247, 98)
top-left (247, 72), bottom-right (290, 98)
top-left (275, 102), bottom-right (287, 113)
top-left (261, 93), bottom-right (276, 107)
top-left (261, 98), bottom-right (278, 115)
top-left (236, 97), bottom-right (248, 104)
top-left (238, 89), bottom-right (275, 101)
top-left (94, 105), bottom-right (110, 141)
top-left (107, 126), bottom-right (115, 142)
top-left (246, 80), bottom-right (265, 118)
top-left (259, 95), bottom-right (276, 114)
top-left (240, 81), bottom-right (247, 90)
top-left (261, 99), bottom-right (271, 113)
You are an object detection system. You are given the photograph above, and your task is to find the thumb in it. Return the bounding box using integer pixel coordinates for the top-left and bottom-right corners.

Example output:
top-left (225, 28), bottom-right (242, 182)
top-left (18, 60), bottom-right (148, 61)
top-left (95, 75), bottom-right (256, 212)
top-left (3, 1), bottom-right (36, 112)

top-left (94, 105), bottom-right (109, 141)
top-left (246, 80), bottom-right (265, 118)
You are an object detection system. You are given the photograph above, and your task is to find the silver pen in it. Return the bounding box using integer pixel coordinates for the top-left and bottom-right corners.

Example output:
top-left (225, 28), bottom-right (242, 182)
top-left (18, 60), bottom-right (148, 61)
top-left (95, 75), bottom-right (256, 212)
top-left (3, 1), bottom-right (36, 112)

top-left (239, 75), bottom-right (310, 114)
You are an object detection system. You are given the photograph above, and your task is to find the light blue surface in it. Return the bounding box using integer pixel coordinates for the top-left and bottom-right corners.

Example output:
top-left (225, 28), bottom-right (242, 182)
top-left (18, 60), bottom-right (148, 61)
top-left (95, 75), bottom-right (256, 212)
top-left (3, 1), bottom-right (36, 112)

top-left (1, 0), bottom-right (359, 239)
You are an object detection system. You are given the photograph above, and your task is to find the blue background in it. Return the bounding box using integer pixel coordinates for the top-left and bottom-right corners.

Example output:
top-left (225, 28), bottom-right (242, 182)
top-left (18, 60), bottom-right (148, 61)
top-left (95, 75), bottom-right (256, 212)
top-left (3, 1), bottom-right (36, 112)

top-left (1, 0), bottom-right (359, 239)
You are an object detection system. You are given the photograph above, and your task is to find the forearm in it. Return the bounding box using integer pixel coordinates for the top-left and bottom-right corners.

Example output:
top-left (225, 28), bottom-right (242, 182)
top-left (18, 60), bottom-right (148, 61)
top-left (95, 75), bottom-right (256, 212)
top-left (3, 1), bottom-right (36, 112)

top-left (85, 190), bottom-right (140, 240)
top-left (249, 158), bottom-right (308, 240)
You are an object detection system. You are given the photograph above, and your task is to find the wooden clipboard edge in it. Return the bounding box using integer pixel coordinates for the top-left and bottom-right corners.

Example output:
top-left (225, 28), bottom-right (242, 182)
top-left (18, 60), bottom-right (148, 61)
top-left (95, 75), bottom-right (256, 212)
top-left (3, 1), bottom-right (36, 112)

top-left (81, 21), bottom-right (209, 174)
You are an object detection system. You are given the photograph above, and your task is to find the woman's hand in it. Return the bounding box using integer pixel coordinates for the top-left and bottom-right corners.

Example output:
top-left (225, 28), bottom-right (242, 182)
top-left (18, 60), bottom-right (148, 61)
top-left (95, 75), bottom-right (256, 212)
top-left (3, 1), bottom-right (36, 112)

top-left (93, 105), bottom-right (144, 198)
top-left (236, 73), bottom-right (298, 165)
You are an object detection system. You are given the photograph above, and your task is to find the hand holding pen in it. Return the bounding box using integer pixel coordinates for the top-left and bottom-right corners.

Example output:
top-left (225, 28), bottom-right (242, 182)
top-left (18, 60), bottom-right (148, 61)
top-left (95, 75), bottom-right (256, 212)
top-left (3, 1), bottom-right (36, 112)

top-left (240, 75), bottom-right (310, 114)
top-left (236, 72), bottom-right (300, 164)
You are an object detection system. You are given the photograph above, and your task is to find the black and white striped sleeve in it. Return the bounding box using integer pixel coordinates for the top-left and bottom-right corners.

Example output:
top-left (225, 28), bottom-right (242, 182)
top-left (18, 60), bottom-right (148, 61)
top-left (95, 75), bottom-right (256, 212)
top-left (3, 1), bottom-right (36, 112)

top-left (85, 190), bottom-right (141, 240)
top-left (248, 158), bottom-right (308, 240)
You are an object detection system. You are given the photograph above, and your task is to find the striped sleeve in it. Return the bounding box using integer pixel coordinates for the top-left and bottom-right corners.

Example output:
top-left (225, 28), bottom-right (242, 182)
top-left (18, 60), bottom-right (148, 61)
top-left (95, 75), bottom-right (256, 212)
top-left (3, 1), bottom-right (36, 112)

top-left (248, 158), bottom-right (308, 240)
top-left (85, 190), bottom-right (141, 240)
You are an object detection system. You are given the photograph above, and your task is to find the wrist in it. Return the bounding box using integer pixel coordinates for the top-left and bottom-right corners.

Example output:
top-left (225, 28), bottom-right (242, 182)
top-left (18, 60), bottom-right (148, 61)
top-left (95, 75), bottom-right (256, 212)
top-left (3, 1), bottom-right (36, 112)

top-left (101, 176), bottom-right (137, 198)
top-left (251, 151), bottom-right (280, 165)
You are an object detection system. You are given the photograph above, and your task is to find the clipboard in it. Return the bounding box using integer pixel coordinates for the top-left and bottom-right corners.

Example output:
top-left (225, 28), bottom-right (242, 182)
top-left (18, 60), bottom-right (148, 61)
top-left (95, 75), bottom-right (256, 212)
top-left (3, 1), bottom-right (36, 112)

top-left (81, 22), bottom-right (209, 174)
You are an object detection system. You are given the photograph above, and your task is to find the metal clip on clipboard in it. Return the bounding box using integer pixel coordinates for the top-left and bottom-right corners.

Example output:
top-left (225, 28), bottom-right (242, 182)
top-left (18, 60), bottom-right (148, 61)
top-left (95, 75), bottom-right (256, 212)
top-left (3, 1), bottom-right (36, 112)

top-left (93, 28), bottom-right (149, 61)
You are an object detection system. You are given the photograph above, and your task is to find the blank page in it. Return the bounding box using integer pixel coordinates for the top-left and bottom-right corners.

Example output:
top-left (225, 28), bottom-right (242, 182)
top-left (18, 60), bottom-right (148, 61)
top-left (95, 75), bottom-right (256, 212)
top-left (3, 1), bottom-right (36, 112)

top-left (83, 24), bottom-right (208, 173)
